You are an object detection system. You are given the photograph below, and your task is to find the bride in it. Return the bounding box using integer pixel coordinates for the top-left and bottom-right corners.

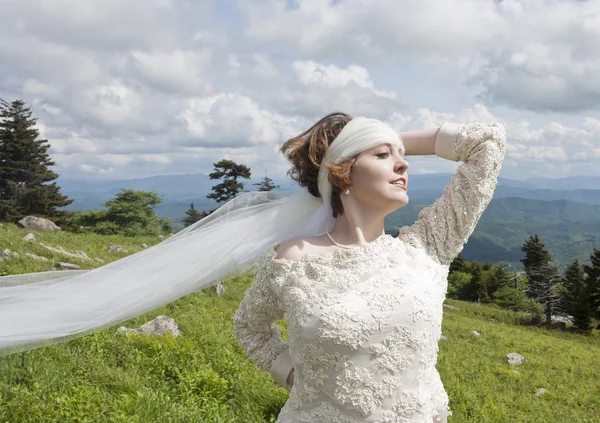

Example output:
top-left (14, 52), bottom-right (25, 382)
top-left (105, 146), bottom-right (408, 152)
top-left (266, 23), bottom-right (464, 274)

top-left (233, 112), bottom-right (506, 422)
top-left (0, 111), bottom-right (506, 423)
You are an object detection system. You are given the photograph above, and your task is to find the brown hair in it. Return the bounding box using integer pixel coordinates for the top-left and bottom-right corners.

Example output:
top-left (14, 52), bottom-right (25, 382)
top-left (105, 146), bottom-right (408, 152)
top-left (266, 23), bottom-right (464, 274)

top-left (280, 112), bottom-right (355, 218)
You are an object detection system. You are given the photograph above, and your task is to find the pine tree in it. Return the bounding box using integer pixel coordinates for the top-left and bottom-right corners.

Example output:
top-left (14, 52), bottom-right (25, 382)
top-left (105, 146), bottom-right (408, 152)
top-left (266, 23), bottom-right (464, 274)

top-left (449, 253), bottom-right (468, 274)
top-left (520, 234), bottom-right (552, 299)
top-left (470, 262), bottom-right (490, 303)
top-left (563, 259), bottom-right (593, 334)
top-left (488, 265), bottom-right (514, 297)
top-left (206, 159), bottom-right (251, 203)
top-left (583, 248), bottom-right (600, 329)
top-left (0, 99), bottom-right (72, 222)
top-left (183, 202), bottom-right (207, 227)
top-left (253, 171), bottom-right (280, 191)
top-left (521, 234), bottom-right (563, 324)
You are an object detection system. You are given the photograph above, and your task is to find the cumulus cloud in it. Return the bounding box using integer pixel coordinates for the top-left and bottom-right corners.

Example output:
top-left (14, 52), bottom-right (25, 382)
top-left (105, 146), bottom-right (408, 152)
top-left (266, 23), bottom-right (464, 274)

top-left (241, 0), bottom-right (600, 113)
top-left (0, 0), bottom-right (597, 182)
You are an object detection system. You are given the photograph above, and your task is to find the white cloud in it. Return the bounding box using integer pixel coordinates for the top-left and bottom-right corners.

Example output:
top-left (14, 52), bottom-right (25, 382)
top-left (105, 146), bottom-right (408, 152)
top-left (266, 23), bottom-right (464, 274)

top-left (0, 0), bottom-right (598, 182)
top-left (241, 0), bottom-right (600, 113)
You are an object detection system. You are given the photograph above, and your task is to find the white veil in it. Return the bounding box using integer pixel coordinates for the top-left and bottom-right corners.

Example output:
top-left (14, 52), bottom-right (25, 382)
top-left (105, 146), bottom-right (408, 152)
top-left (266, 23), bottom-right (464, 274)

top-left (0, 190), bottom-right (335, 356)
top-left (0, 116), bottom-right (403, 357)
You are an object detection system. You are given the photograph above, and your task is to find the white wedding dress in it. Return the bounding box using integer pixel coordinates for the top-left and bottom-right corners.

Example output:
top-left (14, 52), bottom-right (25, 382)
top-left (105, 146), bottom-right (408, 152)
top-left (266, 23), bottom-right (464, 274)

top-left (233, 122), bottom-right (506, 422)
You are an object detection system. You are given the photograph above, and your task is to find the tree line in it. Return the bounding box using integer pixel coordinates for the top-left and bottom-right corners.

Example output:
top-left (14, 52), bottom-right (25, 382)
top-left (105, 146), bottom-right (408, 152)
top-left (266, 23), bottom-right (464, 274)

top-left (448, 234), bottom-right (600, 335)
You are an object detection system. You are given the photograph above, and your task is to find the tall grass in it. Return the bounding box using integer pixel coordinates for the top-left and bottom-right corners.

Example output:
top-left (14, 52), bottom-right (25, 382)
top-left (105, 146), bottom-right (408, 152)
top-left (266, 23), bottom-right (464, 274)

top-left (1, 223), bottom-right (598, 422)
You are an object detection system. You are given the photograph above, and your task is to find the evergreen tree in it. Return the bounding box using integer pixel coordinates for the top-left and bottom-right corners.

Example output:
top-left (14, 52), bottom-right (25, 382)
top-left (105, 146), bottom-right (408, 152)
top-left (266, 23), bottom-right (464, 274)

top-left (183, 202), bottom-right (207, 228)
top-left (521, 234), bottom-right (553, 299)
top-left (73, 189), bottom-right (171, 236)
top-left (0, 99), bottom-right (72, 222)
top-left (488, 265), bottom-right (514, 298)
top-left (470, 262), bottom-right (490, 303)
top-left (253, 171), bottom-right (280, 192)
top-left (206, 159), bottom-right (251, 203)
top-left (563, 259), bottom-right (593, 334)
top-left (583, 248), bottom-right (600, 329)
top-left (521, 234), bottom-right (564, 324)
top-left (449, 253), bottom-right (468, 274)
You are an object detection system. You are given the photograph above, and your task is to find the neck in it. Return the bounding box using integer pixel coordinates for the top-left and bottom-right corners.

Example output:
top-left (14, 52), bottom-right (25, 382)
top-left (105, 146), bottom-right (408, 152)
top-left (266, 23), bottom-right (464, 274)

top-left (328, 201), bottom-right (387, 245)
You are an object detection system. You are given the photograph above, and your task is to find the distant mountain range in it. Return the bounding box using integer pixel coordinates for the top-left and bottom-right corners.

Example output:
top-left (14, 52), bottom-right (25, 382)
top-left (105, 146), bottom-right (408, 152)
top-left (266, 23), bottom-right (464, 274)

top-left (57, 173), bottom-right (600, 270)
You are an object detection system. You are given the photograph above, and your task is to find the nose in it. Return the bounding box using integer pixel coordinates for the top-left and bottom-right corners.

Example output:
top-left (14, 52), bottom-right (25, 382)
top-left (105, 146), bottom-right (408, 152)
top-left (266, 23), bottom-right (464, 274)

top-left (394, 155), bottom-right (409, 173)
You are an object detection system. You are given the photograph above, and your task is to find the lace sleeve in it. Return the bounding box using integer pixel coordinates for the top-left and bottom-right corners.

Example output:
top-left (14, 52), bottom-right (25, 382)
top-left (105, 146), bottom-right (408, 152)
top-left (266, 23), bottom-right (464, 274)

top-left (398, 122), bottom-right (507, 266)
top-left (233, 249), bottom-right (293, 389)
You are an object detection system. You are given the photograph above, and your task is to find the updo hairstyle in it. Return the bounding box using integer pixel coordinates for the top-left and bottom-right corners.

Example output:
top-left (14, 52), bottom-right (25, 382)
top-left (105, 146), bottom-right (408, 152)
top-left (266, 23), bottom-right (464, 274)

top-left (280, 112), bottom-right (355, 218)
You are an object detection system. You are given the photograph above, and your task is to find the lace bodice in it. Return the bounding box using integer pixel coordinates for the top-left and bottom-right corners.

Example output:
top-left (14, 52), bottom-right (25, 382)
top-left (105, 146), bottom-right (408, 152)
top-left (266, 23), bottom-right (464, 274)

top-left (233, 122), bottom-right (506, 422)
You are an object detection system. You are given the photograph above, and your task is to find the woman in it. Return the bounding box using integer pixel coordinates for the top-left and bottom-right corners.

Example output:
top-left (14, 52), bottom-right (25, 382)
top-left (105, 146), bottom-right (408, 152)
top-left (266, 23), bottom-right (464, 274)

top-left (233, 113), bottom-right (507, 423)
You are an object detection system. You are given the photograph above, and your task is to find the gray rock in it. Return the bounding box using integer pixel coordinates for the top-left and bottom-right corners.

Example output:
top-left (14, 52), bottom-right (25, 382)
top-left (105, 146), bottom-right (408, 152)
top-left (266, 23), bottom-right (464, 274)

top-left (141, 243), bottom-right (149, 249)
top-left (1, 249), bottom-right (13, 259)
top-left (94, 257), bottom-right (105, 263)
top-left (39, 243), bottom-right (93, 262)
top-left (25, 253), bottom-right (49, 262)
top-left (471, 330), bottom-right (480, 336)
top-left (18, 216), bottom-right (61, 231)
top-left (158, 235), bottom-right (165, 240)
top-left (57, 262), bottom-right (81, 270)
top-left (214, 280), bottom-right (224, 297)
top-left (507, 352), bottom-right (525, 365)
top-left (118, 315), bottom-right (181, 337)
top-left (535, 388), bottom-right (547, 396)
top-left (72, 250), bottom-right (92, 260)
top-left (22, 233), bottom-right (36, 241)
top-left (443, 304), bottom-right (460, 311)
top-left (109, 245), bottom-right (128, 254)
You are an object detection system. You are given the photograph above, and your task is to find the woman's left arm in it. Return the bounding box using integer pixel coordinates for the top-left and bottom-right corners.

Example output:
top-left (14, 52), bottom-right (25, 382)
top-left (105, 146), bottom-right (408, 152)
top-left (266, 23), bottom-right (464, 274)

top-left (397, 122), bottom-right (507, 266)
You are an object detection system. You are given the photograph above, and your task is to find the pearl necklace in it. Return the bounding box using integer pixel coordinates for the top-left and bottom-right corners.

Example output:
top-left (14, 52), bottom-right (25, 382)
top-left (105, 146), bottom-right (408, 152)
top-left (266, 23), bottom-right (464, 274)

top-left (325, 232), bottom-right (357, 250)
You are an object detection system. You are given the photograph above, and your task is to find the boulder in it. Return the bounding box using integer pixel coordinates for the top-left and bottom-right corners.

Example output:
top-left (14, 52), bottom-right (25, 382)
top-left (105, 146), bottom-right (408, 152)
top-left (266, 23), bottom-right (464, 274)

top-left (22, 233), bottom-right (36, 241)
top-left (471, 330), bottom-right (480, 337)
top-left (507, 352), bottom-right (525, 365)
top-left (25, 253), bottom-right (49, 262)
top-left (39, 243), bottom-right (93, 262)
top-left (109, 245), bottom-right (128, 254)
top-left (57, 262), bottom-right (81, 270)
top-left (118, 315), bottom-right (181, 337)
top-left (18, 216), bottom-right (61, 231)
top-left (443, 304), bottom-right (460, 311)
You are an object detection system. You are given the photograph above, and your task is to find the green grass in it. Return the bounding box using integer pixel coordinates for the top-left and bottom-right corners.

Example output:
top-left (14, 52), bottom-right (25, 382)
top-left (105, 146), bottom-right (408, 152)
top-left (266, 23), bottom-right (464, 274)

top-left (1, 223), bottom-right (599, 422)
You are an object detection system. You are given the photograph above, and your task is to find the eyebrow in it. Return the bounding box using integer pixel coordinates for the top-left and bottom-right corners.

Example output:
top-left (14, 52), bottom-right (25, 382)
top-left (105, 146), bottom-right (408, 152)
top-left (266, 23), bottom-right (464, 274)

top-left (381, 143), bottom-right (404, 156)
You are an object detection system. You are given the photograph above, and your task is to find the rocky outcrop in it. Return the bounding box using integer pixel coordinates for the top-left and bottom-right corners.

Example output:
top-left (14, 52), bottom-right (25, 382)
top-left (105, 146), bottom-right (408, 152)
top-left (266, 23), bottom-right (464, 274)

top-left (117, 315), bottom-right (182, 337)
top-left (18, 216), bottom-right (61, 231)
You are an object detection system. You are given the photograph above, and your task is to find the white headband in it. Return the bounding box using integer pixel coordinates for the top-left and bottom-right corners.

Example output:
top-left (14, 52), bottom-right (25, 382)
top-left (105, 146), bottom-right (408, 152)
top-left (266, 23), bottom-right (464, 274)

top-left (317, 116), bottom-right (405, 204)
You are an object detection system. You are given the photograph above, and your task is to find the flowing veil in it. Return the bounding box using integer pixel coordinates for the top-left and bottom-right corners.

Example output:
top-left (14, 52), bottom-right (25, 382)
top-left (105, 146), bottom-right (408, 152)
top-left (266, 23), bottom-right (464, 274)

top-left (0, 190), bottom-right (336, 356)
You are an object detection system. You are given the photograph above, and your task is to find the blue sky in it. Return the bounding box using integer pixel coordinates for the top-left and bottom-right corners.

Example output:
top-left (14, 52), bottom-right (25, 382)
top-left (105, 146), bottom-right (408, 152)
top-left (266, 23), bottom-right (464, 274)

top-left (0, 0), bottom-right (598, 181)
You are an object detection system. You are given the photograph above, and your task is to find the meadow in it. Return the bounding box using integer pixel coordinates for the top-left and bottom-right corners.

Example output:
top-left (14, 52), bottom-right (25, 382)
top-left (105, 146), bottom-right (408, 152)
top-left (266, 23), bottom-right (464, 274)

top-left (1, 223), bottom-right (598, 422)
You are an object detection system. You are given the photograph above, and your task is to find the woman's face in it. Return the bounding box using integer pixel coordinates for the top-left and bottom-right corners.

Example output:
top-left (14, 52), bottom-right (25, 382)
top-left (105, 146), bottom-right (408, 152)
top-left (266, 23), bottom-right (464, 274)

top-left (347, 143), bottom-right (409, 213)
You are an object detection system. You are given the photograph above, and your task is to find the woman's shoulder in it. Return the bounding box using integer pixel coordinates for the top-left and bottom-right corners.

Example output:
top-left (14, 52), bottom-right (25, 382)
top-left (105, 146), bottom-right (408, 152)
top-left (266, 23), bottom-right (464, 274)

top-left (274, 234), bottom-right (334, 262)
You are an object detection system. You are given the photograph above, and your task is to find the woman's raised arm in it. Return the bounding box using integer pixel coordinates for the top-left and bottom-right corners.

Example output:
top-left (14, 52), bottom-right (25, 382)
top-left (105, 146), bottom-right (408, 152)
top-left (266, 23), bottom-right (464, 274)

top-left (397, 122), bottom-right (507, 266)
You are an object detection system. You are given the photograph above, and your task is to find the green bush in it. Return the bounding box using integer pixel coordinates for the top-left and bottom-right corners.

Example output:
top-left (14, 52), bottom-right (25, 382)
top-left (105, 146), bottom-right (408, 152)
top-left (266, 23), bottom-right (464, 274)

top-left (447, 271), bottom-right (472, 300)
top-left (493, 285), bottom-right (526, 311)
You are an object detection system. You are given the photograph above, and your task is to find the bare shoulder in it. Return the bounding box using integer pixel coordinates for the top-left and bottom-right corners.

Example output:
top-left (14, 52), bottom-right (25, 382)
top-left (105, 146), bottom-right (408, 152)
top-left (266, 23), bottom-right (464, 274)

top-left (274, 235), bottom-right (331, 261)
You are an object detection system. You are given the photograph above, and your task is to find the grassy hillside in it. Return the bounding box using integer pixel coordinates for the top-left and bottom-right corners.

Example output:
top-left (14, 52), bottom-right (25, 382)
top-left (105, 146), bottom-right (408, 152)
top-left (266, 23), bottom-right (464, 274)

top-left (1, 225), bottom-right (599, 422)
